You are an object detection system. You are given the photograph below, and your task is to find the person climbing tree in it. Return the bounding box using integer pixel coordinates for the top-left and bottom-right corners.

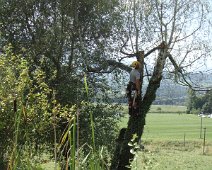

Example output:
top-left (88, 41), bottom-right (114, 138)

top-left (126, 61), bottom-right (141, 116)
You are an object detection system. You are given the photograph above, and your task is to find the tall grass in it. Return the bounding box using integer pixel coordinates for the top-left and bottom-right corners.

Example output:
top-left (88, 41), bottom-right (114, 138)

top-left (84, 74), bottom-right (96, 151)
top-left (59, 110), bottom-right (107, 170)
top-left (7, 101), bottom-right (21, 170)
top-left (7, 103), bottom-right (38, 170)
top-left (56, 74), bottom-right (109, 169)
top-left (7, 73), bottom-right (110, 170)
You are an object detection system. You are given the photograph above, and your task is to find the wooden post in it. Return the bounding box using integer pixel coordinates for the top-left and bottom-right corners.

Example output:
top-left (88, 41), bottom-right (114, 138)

top-left (203, 127), bottom-right (206, 155)
top-left (184, 132), bottom-right (186, 147)
top-left (200, 116), bottom-right (203, 139)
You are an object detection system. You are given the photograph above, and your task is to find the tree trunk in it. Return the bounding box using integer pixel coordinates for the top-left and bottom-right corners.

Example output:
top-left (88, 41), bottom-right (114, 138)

top-left (110, 46), bottom-right (168, 170)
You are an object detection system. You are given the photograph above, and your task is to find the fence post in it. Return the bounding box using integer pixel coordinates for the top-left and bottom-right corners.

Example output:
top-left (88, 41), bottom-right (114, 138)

top-left (200, 116), bottom-right (203, 139)
top-left (203, 127), bottom-right (206, 155)
top-left (184, 132), bottom-right (186, 147)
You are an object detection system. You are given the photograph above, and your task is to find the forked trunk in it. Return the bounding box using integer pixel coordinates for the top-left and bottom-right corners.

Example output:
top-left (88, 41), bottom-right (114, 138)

top-left (110, 47), bottom-right (168, 170)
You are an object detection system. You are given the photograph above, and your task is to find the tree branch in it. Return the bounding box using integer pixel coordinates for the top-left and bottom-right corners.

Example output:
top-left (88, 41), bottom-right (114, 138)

top-left (168, 0), bottom-right (178, 45)
top-left (107, 60), bottom-right (131, 72)
top-left (168, 53), bottom-right (193, 89)
top-left (87, 59), bottom-right (132, 73)
top-left (142, 45), bottom-right (169, 109)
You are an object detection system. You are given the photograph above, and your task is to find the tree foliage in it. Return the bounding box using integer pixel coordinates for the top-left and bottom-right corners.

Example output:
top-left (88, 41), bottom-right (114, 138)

top-left (0, 46), bottom-right (57, 167)
top-left (0, 0), bottom-right (123, 167)
top-left (0, 46), bottom-right (121, 168)
top-left (187, 89), bottom-right (212, 114)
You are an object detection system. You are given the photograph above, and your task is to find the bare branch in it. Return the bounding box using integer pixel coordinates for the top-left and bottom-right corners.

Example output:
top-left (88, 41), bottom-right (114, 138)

top-left (179, 50), bottom-right (191, 67)
top-left (155, 0), bottom-right (164, 41)
top-left (133, 0), bottom-right (139, 52)
top-left (168, 0), bottom-right (178, 45)
top-left (144, 62), bottom-right (150, 81)
top-left (107, 60), bottom-right (131, 73)
top-left (120, 36), bottom-right (135, 56)
top-left (168, 53), bottom-right (194, 89)
top-left (180, 53), bottom-right (205, 69)
top-left (120, 39), bottom-right (130, 55)
top-left (87, 59), bottom-right (131, 74)
top-left (142, 47), bottom-right (169, 106)
top-left (118, 55), bottom-right (136, 62)
top-left (174, 5), bottom-right (204, 43)
top-left (144, 46), bottom-right (158, 57)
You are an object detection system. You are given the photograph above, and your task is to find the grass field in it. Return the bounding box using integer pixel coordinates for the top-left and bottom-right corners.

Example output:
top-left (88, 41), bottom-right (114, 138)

top-left (120, 105), bottom-right (212, 170)
top-left (120, 105), bottom-right (212, 141)
top-left (144, 113), bottom-right (212, 141)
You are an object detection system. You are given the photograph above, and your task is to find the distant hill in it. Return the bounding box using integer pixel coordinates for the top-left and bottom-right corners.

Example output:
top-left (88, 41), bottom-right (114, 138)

top-left (154, 80), bottom-right (188, 105)
top-left (110, 72), bottom-right (212, 105)
top-left (154, 72), bottom-right (212, 105)
top-left (189, 72), bottom-right (212, 86)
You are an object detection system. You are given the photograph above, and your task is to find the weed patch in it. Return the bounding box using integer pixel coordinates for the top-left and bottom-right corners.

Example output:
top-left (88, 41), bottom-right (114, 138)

top-left (133, 140), bottom-right (212, 170)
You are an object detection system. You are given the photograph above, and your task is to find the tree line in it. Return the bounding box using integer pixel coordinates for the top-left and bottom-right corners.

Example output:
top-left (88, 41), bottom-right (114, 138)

top-left (187, 89), bottom-right (212, 114)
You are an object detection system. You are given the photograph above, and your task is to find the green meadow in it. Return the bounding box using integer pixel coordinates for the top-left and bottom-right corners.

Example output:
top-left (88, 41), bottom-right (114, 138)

top-left (120, 105), bottom-right (212, 170)
top-left (120, 105), bottom-right (212, 141)
top-left (144, 113), bottom-right (212, 141)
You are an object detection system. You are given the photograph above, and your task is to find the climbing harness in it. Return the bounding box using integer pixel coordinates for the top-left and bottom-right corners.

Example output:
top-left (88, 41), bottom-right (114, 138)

top-left (126, 82), bottom-right (140, 116)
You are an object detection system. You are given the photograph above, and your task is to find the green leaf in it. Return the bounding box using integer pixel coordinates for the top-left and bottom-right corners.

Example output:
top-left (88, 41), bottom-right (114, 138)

top-left (84, 74), bottom-right (89, 97)
top-left (128, 142), bottom-right (133, 146)
top-left (130, 149), bottom-right (136, 154)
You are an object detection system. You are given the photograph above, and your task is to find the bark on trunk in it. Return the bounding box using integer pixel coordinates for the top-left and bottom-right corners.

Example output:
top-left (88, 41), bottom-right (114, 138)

top-left (110, 46), bottom-right (168, 170)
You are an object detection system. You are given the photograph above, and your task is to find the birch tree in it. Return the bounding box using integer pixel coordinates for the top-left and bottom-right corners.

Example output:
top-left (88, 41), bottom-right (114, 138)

top-left (110, 0), bottom-right (212, 169)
